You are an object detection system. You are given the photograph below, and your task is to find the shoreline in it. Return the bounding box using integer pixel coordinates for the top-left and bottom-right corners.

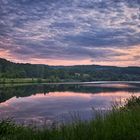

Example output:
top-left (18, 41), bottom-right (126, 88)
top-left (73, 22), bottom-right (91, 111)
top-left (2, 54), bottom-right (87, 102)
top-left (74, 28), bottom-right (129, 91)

top-left (0, 80), bottom-right (140, 87)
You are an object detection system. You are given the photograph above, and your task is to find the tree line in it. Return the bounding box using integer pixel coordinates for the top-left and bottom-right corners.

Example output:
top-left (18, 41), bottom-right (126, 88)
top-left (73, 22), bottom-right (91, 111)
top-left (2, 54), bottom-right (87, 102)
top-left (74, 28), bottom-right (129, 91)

top-left (0, 58), bottom-right (140, 81)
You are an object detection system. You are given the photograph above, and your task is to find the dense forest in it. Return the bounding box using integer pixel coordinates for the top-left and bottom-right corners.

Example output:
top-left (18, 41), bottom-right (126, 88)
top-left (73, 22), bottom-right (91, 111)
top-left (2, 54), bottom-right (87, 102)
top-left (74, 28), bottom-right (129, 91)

top-left (0, 58), bottom-right (140, 81)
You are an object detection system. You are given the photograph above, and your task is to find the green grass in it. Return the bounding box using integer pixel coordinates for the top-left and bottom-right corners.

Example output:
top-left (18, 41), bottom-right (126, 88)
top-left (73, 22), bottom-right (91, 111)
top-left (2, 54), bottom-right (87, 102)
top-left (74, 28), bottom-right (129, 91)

top-left (0, 78), bottom-right (49, 84)
top-left (0, 96), bottom-right (140, 140)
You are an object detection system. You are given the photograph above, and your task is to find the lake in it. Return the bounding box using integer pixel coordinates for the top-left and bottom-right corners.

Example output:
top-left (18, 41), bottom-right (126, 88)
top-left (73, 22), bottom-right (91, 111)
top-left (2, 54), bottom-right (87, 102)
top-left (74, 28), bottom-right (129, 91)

top-left (0, 82), bottom-right (140, 126)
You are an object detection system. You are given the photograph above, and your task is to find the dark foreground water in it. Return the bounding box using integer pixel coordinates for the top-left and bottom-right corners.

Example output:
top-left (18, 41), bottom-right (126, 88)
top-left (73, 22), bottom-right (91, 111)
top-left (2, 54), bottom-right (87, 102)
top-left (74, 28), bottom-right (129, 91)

top-left (0, 82), bottom-right (140, 126)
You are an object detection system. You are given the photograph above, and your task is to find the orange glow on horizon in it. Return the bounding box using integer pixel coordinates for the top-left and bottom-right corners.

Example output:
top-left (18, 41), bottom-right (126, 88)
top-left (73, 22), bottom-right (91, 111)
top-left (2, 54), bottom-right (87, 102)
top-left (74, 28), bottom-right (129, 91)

top-left (0, 45), bottom-right (139, 67)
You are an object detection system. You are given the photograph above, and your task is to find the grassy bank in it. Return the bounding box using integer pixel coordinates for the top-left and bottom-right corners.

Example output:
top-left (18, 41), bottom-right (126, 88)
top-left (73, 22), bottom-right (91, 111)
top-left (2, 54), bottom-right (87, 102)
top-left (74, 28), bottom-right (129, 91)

top-left (0, 78), bottom-right (53, 84)
top-left (0, 78), bottom-right (79, 84)
top-left (0, 96), bottom-right (140, 140)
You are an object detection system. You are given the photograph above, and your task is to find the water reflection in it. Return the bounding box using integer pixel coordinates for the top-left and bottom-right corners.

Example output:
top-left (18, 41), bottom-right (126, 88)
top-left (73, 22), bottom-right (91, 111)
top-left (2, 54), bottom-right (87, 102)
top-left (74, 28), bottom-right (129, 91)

top-left (0, 83), bottom-right (140, 125)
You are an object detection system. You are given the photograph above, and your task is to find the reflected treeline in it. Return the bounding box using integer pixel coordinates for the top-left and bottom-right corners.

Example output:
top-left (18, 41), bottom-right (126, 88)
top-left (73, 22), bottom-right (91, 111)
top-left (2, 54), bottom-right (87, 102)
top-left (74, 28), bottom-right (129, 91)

top-left (0, 83), bottom-right (140, 103)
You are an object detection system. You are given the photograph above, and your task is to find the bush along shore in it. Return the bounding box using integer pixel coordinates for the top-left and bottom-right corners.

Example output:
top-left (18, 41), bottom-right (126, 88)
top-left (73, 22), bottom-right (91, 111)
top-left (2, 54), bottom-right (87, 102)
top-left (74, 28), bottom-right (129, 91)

top-left (0, 96), bottom-right (140, 140)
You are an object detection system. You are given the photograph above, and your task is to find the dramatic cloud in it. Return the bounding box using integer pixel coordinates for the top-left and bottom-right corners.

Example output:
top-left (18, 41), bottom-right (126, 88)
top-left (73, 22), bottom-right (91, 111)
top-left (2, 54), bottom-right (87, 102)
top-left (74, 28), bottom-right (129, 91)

top-left (0, 0), bottom-right (140, 66)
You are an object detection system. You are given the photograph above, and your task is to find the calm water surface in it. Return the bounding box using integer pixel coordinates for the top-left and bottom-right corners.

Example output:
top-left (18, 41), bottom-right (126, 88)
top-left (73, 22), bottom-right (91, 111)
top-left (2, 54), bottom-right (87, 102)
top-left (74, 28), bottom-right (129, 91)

top-left (0, 82), bottom-right (140, 126)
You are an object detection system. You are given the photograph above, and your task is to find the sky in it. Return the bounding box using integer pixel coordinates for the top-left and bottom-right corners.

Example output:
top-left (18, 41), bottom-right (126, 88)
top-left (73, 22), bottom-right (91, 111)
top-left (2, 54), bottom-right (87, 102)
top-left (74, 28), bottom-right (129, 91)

top-left (0, 0), bottom-right (140, 66)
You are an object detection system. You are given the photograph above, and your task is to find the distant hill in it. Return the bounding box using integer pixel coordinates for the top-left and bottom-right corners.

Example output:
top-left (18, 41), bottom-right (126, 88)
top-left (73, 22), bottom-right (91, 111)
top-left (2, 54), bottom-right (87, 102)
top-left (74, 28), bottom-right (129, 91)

top-left (0, 58), bottom-right (140, 81)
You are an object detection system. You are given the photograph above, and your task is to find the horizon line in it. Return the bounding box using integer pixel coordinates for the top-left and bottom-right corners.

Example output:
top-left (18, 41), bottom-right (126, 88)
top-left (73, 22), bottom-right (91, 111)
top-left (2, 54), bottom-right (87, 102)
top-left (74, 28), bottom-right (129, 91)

top-left (0, 57), bottom-right (139, 68)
